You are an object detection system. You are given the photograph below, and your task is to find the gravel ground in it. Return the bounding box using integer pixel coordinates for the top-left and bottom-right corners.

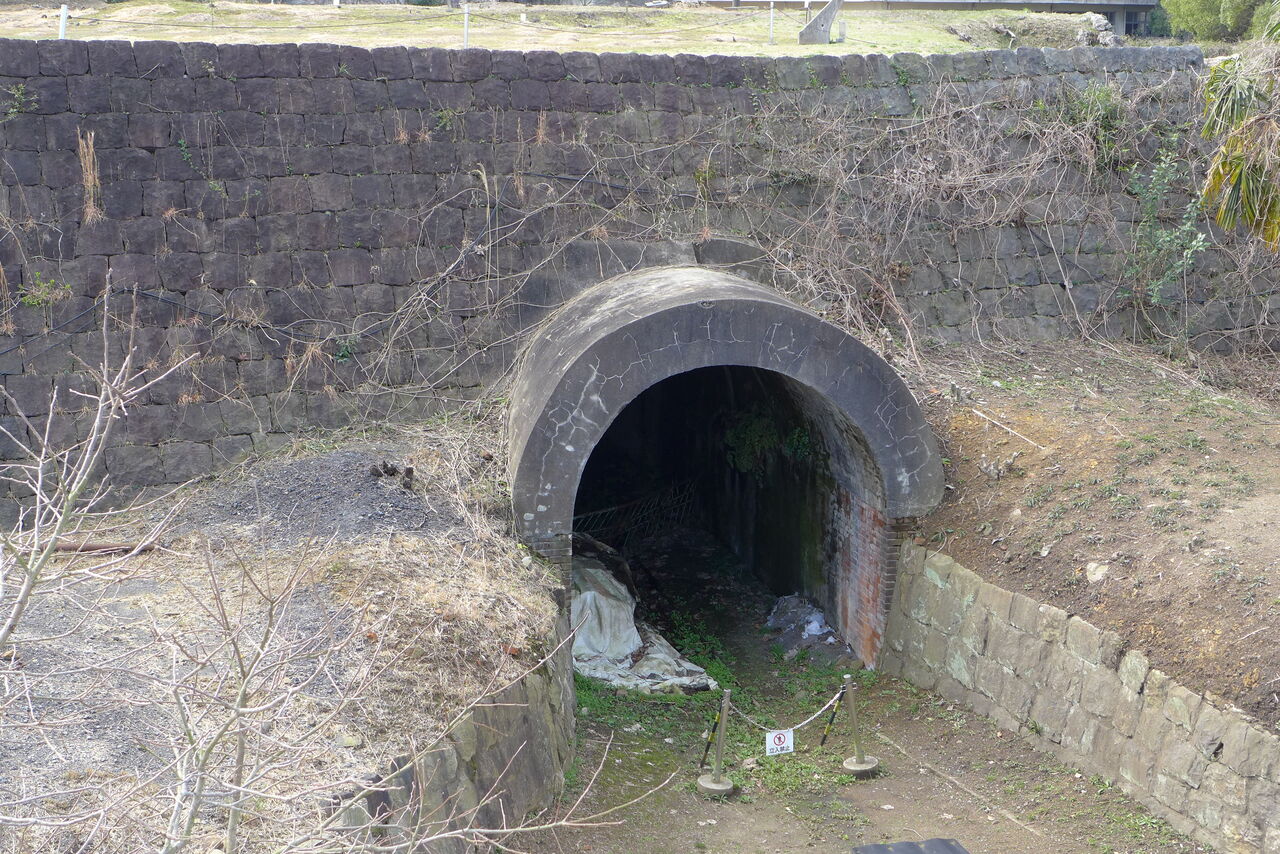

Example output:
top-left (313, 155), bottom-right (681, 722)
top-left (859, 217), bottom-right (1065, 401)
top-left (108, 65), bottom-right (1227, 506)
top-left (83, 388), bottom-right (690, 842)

top-left (1, 437), bottom-right (507, 848)
top-left (174, 447), bottom-right (465, 543)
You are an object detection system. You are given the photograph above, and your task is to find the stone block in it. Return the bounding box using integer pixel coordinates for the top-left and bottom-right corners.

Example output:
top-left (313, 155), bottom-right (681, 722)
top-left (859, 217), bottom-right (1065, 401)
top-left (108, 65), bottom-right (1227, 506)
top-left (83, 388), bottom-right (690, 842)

top-left (1220, 814), bottom-right (1264, 853)
top-left (452, 49), bottom-right (490, 82)
top-left (106, 444), bottom-right (165, 486)
top-left (562, 51), bottom-right (602, 83)
top-left (1036, 603), bottom-right (1069, 645)
top-left (1, 150), bottom-right (40, 186)
top-left (1134, 700), bottom-right (1173, 753)
top-left (1202, 761), bottom-right (1248, 812)
top-left (861, 53), bottom-right (897, 86)
top-left (268, 391), bottom-right (307, 431)
top-left (921, 628), bottom-right (947, 671)
top-left (1152, 771), bottom-right (1190, 811)
top-left (1186, 787), bottom-right (1225, 833)
top-left (1112, 685), bottom-right (1142, 737)
top-left (0, 39), bottom-right (35, 78)
top-left (300, 42), bottom-right (342, 78)
top-left (1118, 649), bottom-right (1150, 694)
top-left (1160, 734), bottom-right (1210, 788)
top-left (1061, 705), bottom-right (1099, 754)
top-left (987, 620), bottom-right (1041, 675)
top-left (889, 52), bottom-right (929, 85)
top-left (308, 392), bottom-right (351, 430)
top-left (1029, 689), bottom-right (1069, 743)
top-left (88, 40), bottom-right (137, 77)
top-left (922, 551), bottom-right (956, 588)
top-left (955, 605), bottom-right (988, 656)
top-left (945, 643), bottom-right (976, 689)
top-left (128, 114), bottom-right (170, 150)
top-left (950, 51), bottom-right (990, 81)
top-left (1219, 719), bottom-right (1279, 779)
top-left (926, 291), bottom-right (962, 330)
top-left (1118, 739), bottom-right (1155, 790)
top-left (1065, 615), bottom-right (1101, 664)
top-left (510, 79), bottom-right (551, 111)
top-left (933, 673), bottom-right (969, 705)
top-left (1041, 646), bottom-right (1084, 703)
top-left (773, 57), bottom-right (812, 91)
top-left (1015, 46), bottom-right (1049, 76)
top-left (4, 374), bottom-right (52, 416)
top-left (1080, 663), bottom-right (1117, 719)
top-left (1098, 629), bottom-right (1125, 670)
top-left (38, 40), bottom-right (88, 76)
top-left (133, 40), bottom-right (184, 79)
top-left (998, 670), bottom-right (1035, 721)
top-left (974, 658), bottom-right (1006, 701)
top-left (309, 174), bottom-right (351, 212)
top-left (1252, 779), bottom-right (1280, 831)
top-left (1164, 684), bottom-right (1203, 733)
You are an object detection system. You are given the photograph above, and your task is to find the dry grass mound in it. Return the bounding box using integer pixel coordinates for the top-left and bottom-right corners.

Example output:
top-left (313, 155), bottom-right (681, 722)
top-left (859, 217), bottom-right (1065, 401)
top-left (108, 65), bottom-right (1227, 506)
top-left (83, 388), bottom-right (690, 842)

top-left (0, 412), bottom-right (560, 853)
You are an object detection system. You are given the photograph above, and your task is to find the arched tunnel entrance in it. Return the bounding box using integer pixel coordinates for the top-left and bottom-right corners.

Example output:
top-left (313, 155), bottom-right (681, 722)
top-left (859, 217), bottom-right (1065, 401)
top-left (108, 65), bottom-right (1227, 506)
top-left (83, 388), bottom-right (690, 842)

top-left (573, 365), bottom-right (881, 613)
top-left (508, 266), bottom-right (943, 666)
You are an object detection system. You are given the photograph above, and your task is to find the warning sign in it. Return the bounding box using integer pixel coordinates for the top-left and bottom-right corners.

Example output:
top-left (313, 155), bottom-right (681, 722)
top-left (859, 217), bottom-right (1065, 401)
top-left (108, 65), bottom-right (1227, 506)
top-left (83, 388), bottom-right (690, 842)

top-left (765, 729), bottom-right (795, 756)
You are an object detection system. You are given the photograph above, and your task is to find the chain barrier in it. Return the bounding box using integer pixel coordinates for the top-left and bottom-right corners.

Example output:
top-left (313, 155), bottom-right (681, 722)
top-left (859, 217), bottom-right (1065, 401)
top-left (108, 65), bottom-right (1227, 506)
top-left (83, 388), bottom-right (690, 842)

top-left (727, 686), bottom-right (843, 734)
top-left (696, 677), bottom-right (879, 793)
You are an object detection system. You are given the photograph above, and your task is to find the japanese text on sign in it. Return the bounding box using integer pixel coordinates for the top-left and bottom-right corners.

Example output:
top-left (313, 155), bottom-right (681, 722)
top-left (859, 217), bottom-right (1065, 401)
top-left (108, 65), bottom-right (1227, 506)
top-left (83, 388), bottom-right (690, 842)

top-left (765, 729), bottom-right (794, 756)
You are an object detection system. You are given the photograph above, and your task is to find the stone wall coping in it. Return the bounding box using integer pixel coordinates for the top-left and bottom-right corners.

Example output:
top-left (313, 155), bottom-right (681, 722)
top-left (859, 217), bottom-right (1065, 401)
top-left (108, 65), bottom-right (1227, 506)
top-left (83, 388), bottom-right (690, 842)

top-left (0, 37), bottom-right (1205, 88)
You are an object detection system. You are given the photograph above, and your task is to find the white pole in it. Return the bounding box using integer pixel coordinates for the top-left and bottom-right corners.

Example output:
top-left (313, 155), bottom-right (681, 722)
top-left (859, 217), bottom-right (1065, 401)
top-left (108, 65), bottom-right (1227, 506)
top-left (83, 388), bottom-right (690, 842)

top-left (769, 1), bottom-right (775, 44)
top-left (463, 2), bottom-right (470, 48)
top-left (58, 4), bottom-right (68, 38)
top-left (333, 0), bottom-right (340, 7)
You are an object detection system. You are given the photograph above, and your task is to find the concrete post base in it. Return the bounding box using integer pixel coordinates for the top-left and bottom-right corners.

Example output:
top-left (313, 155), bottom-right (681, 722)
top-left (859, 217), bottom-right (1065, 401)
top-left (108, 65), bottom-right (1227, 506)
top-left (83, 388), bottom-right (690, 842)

top-left (696, 774), bottom-right (735, 797)
top-left (842, 755), bottom-right (880, 778)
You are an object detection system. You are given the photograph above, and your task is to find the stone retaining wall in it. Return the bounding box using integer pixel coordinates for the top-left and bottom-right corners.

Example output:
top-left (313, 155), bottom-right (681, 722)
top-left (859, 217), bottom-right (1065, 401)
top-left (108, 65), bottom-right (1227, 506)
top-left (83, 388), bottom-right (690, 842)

top-left (0, 38), bottom-right (1226, 498)
top-left (338, 615), bottom-right (575, 851)
top-left (881, 543), bottom-right (1280, 853)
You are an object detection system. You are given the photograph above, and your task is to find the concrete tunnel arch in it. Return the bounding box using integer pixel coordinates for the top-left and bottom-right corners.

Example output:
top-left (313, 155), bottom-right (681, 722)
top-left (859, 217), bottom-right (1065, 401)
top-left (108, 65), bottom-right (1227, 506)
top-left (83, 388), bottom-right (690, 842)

top-left (507, 266), bottom-right (944, 665)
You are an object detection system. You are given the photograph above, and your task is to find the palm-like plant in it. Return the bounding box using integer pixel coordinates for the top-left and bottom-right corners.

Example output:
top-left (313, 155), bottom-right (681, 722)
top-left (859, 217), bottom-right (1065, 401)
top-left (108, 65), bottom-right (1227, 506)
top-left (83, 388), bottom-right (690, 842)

top-left (1200, 26), bottom-right (1280, 247)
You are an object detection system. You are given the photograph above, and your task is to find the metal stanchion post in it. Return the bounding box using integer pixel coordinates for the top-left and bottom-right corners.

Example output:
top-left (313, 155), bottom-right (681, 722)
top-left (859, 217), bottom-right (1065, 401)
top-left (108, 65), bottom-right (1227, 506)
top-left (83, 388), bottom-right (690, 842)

top-left (841, 677), bottom-right (879, 778)
top-left (820, 674), bottom-right (849, 747)
top-left (463, 3), bottom-right (470, 48)
top-left (768, 1), bottom-right (775, 44)
top-left (697, 689), bottom-right (735, 796)
top-left (58, 5), bottom-right (69, 38)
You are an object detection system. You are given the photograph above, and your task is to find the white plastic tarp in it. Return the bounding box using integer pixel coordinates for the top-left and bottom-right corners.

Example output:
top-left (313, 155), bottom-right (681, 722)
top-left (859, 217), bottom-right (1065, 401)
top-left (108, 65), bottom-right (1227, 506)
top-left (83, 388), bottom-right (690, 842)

top-left (571, 558), bottom-right (642, 661)
top-left (570, 558), bottom-right (717, 694)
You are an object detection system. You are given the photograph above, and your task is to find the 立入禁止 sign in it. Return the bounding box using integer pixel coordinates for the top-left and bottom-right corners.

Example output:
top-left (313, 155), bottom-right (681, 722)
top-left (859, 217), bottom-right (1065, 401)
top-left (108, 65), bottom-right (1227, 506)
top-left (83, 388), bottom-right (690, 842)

top-left (765, 729), bottom-right (794, 756)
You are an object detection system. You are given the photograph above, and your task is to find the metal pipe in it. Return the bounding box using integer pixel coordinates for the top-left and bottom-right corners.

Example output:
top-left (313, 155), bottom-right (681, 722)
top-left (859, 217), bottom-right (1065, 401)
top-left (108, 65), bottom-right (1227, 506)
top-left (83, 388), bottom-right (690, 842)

top-left (712, 688), bottom-right (731, 783)
top-left (822, 674), bottom-right (851, 747)
top-left (849, 680), bottom-right (865, 764)
top-left (58, 4), bottom-right (68, 38)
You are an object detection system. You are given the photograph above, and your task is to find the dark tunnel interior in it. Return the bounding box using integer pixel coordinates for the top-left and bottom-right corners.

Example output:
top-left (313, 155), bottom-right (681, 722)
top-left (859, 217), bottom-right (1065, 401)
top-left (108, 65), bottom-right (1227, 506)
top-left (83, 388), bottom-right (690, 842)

top-left (573, 366), bottom-right (839, 600)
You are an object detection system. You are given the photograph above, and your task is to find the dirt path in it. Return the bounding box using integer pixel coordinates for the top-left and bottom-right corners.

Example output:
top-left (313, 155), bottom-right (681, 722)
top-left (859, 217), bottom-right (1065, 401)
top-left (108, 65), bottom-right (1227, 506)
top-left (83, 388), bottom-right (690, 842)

top-left (525, 529), bottom-right (1204, 854)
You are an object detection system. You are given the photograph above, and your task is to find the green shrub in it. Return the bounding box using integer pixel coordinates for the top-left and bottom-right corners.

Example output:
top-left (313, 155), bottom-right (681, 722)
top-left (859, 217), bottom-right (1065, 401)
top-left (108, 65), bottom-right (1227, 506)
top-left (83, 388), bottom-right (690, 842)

top-left (1149, 4), bottom-right (1174, 35)
top-left (1162, 0), bottom-right (1262, 38)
